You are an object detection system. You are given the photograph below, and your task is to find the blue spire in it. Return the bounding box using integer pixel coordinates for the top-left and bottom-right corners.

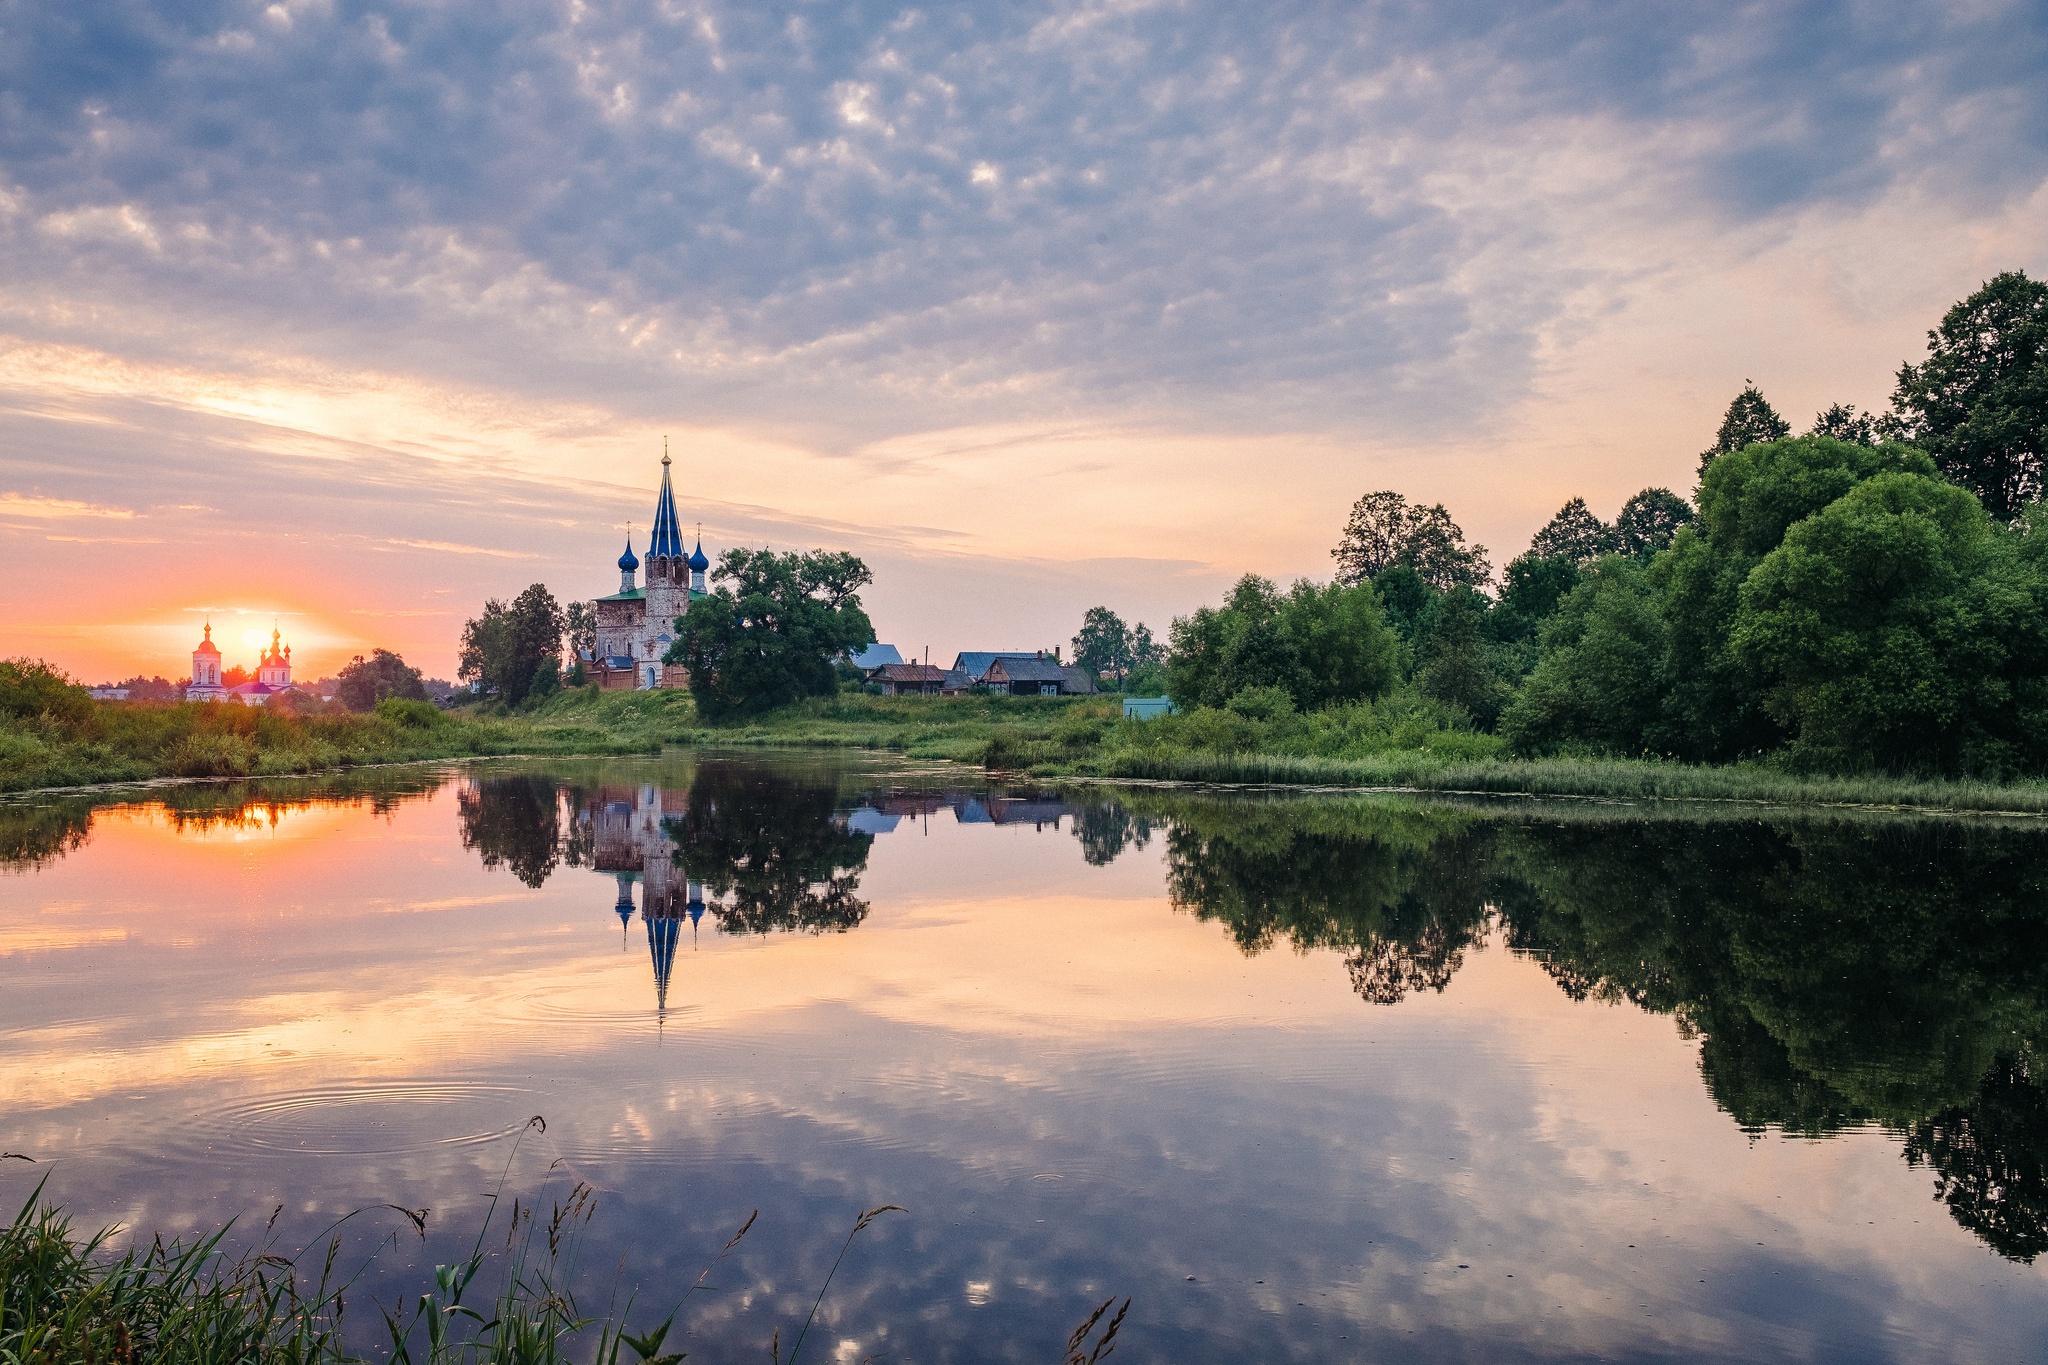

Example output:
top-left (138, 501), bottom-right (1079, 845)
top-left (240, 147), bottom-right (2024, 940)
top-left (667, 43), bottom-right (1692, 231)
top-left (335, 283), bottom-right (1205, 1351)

top-left (617, 533), bottom-right (639, 572)
top-left (649, 445), bottom-right (684, 559)
top-left (646, 912), bottom-right (679, 1015)
top-left (688, 537), bottom-right (708, 572)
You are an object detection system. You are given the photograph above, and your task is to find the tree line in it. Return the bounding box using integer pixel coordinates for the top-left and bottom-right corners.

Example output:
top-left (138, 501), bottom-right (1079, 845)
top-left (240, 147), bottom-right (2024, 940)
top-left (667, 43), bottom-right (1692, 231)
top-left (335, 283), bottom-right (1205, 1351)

top-left (1159, 269), bottom-right (2048, 776)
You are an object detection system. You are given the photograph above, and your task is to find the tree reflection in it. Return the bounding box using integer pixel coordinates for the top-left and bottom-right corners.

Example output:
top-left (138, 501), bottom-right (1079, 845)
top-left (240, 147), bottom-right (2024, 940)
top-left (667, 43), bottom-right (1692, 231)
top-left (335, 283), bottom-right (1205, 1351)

top-left (457, 776), bottom-right (588, 888)
top-left (1134, 789), bottom-right (2048, 1262)
top-left (1906, 1053), bottom-right (2048, 1263)
top-left (1071, 800), bottom-right (1154, 866)
top-left (666, 760), bottom-right (873, 934)
top-left (1155, 798), bottom-right (1490, 1006)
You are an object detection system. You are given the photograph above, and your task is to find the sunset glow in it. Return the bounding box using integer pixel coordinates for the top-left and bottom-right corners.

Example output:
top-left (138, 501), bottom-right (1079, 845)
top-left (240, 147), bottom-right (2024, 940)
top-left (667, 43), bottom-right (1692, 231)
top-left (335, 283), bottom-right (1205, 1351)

top-left (0, 3), bottom-right (2041, 682)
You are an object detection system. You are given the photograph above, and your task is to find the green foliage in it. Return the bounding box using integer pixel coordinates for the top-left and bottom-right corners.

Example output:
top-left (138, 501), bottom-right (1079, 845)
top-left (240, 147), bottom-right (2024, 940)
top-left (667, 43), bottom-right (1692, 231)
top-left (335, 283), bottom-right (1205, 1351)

top-left (1490, 555), bottom-right (1580, 645)
top-left (1697, 434), bottom-right (1938, 557)
top-left (1698, 383), bottom-right (1791, 476)
top-left (1528, 496), bottom-right (1616, 564)
top-left (1889, 270), bottom-right (2048, 521)
top-left (668, 547), bottom-right (875, 721)
top-left (1615, 487), bottom-right (1694, 557)
top-left (1166, 574), bottom-right (1399, 713)
top-left (458, 584), bottom-right (566, 707)
top-left (1331, 490), bottom-right (1491, 590)
top-left (1070, 605), bottom-right (1158, 685)
top-left (1414, 589), bottom-right (1510, 728)
top-left (0, 659), bottom-right (92, 727)
top-left (336, 649), bottom-right (428, 712)
top-left (1808, 402), bottom-right (1878, 445)
top-left (1499, 558), bottom-right (1667, 757)
top-left (1731, 472), bottom-right (2048, 774)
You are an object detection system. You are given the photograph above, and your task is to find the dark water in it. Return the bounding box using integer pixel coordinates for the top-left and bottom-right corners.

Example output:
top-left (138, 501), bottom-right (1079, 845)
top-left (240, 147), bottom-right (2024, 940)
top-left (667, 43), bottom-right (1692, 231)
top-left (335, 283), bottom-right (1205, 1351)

top-left (4, 752), bottom-right (2048, 1361)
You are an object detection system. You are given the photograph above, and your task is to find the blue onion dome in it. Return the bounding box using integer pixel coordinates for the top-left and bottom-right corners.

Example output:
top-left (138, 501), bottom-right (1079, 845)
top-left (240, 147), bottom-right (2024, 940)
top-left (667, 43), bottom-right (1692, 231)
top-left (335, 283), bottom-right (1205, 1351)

top-left (618, 536), bottom-right (639, 572)
top-left (688, 539), bottom-right (709, 572)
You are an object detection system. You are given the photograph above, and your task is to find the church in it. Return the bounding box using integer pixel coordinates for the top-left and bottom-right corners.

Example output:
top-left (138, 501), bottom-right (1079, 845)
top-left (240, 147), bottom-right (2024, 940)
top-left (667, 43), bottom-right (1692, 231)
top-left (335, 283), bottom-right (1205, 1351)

top-left (186, 624), bottom-right (305, 706)
top-left (590, 448), bottom-right (710, 690)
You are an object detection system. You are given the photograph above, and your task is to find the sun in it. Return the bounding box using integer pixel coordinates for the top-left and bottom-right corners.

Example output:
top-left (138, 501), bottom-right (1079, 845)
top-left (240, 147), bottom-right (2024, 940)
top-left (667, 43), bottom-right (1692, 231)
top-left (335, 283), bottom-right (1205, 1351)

top-left (241, 629), bottom-right (269, 651)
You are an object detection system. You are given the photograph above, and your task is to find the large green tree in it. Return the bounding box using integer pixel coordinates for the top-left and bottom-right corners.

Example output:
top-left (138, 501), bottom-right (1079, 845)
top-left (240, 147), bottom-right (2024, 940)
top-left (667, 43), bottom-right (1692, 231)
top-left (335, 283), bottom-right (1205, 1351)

top-left (1731, 471), bottom-right (2048, 774)
top-left (1331, 491), bottom-right (1491, 590)
top-left (668, 548), bottom-right (874, 720)
top-left (457, 584), bottom-right (565, 706)
top-left (1166, 574), bottom-right (1399, 713)
top-left (1888, 270), bottom-right (2048, 521)
top-left (336, 649), bottom-right (428, 712)
top-left (1072, 605), bottom-right (1157, 685)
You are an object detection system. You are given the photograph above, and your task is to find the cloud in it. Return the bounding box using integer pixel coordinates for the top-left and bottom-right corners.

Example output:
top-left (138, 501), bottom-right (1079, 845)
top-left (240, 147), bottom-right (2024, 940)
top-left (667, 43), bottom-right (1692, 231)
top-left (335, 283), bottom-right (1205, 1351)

top-left (0, 1), bottom-right (2040, 440)
top-left (0, 492), bottom-right (136, 519)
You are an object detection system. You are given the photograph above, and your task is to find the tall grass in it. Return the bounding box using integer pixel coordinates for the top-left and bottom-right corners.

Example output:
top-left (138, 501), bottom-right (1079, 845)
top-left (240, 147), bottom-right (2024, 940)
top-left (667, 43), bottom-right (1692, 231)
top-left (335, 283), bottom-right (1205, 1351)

top-left (1093, 747), bottom-right (2048, 815)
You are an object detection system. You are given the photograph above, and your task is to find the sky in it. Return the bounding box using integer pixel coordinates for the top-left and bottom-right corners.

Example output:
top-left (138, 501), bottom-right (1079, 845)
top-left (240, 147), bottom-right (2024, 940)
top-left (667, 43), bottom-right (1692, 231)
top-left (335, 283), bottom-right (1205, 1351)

top-left (2, 0), bottom-right (2046, 681)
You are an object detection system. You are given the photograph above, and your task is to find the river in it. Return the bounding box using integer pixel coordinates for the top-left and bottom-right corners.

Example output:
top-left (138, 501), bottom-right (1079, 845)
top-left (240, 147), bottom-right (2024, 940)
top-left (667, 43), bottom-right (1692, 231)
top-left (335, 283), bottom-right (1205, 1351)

top-left (3, 751), bottom-right (2045, 1361)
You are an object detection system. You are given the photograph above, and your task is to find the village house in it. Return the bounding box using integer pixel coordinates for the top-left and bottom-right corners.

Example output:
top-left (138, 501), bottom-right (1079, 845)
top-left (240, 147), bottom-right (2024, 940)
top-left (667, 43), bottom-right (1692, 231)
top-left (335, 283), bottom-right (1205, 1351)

top-left (869, 663), bottom-right (953, 695)
top-left (983, 654), bottom-right (1098, 696)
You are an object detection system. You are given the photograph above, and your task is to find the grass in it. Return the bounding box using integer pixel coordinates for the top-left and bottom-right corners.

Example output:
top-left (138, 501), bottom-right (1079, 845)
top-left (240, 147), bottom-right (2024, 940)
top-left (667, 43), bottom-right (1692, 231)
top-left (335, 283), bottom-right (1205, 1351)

top-left (0, 696), bottom-right (656, 795)
top-left (20, 675), bottom-right (2048, 817)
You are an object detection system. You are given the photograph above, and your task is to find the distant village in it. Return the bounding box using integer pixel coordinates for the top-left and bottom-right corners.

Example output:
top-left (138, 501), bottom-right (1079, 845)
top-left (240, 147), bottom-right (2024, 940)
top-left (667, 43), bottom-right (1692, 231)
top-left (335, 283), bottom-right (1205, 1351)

top-left (96, 452), bottom-right (1145, 707)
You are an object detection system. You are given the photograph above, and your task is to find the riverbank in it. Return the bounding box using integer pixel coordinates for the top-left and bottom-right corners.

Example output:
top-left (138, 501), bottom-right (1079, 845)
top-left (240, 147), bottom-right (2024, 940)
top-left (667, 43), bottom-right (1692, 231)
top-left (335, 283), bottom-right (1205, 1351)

top-left (15, 686), bottom-right (2048, 816)
top-left (0, 695), bottom-right (658, 793)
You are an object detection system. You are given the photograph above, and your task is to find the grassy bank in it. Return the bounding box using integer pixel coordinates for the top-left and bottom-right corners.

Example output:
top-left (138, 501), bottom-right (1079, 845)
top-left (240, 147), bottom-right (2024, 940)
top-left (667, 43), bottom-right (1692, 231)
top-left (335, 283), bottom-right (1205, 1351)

top-left (19, 681), bottom-right (2048, 816)
top-left (0, 695), bottom-right (657, 794)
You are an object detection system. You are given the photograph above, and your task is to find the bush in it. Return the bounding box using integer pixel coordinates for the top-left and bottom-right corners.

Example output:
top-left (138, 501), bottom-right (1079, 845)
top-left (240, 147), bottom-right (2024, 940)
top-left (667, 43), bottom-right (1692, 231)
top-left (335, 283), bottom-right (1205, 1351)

top-left (374, 698), bottom-right (445, 729)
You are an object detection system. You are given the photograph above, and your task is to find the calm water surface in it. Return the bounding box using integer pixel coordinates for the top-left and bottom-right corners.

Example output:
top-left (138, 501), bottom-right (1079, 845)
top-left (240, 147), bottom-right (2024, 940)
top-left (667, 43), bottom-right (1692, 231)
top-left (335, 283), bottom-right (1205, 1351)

top-left (4, 752), bottom-right (2047, 1361)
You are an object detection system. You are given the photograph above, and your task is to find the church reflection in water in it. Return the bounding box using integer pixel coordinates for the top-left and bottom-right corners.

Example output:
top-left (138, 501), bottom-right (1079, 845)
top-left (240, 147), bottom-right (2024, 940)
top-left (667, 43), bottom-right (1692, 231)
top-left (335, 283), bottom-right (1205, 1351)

top-left (477, 762), bottom-right (1090, 1016)
top-left (588, 784), bottom-right (707, 1016)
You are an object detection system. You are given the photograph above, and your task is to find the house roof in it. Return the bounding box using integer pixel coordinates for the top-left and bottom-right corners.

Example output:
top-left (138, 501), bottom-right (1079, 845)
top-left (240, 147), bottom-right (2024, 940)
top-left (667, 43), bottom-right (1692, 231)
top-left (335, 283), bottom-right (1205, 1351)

top-left (952, 651), bottom-right (1041, 680)
top-left (985, 657), bottom-right (1068, 683)
top-left (875, 663), bottom-right (948, 683)
top-left (1059, 664), bottom-right (1099, 694)
top-left (849, 643), bottom-right (904, 670)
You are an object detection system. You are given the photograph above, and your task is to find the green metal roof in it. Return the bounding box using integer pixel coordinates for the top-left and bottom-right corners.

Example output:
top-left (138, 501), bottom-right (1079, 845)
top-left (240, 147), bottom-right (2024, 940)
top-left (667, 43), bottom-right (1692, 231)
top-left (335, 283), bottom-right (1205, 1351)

top-left (596, 588), bottom-right (645, 602)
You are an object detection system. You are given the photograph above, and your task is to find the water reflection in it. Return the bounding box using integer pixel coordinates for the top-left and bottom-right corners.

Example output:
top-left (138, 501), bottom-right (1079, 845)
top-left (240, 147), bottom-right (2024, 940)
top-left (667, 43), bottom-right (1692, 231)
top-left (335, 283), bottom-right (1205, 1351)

top-left (11, 757), bottom-right (2048, 1355)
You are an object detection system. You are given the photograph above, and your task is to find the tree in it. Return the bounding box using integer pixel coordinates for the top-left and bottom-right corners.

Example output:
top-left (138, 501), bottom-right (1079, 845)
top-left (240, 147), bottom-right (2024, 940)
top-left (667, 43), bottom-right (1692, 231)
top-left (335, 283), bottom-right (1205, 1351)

top-left (1498, 558), bottom-right (1668, 757)
top-left (1073, 606), bottom-right (1134, 683)
top-left (458, 584), bottom-right (565, 706)
top-left (1415, 589), bottom-right (1509, 728)
top-left (1699, 384), bottom-right (1791, 476)
top-left (1808, 403), bottom-right (1877, 445)
top-left (1889, 270), bottom-right (2048, 521)
top-left (563, 601), bottom-right (596, 660)
top-left (1332, 491), bottom-right (1490, 590)
top-left (1529, 496), bottom-right (1617, 564)
top-left (668, 548), bottom-right (875, 720)
top-left (1166, 574), bottom-right (1399, 713)
top-left (1730, 471), bottom-right (2048, 774)
top-left (1615, 487), bottom-right (1694, 557)
top-left (336, 649), bottom-right (429, 712)
top-left (1490, 554), bottom-right (1581, 646)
